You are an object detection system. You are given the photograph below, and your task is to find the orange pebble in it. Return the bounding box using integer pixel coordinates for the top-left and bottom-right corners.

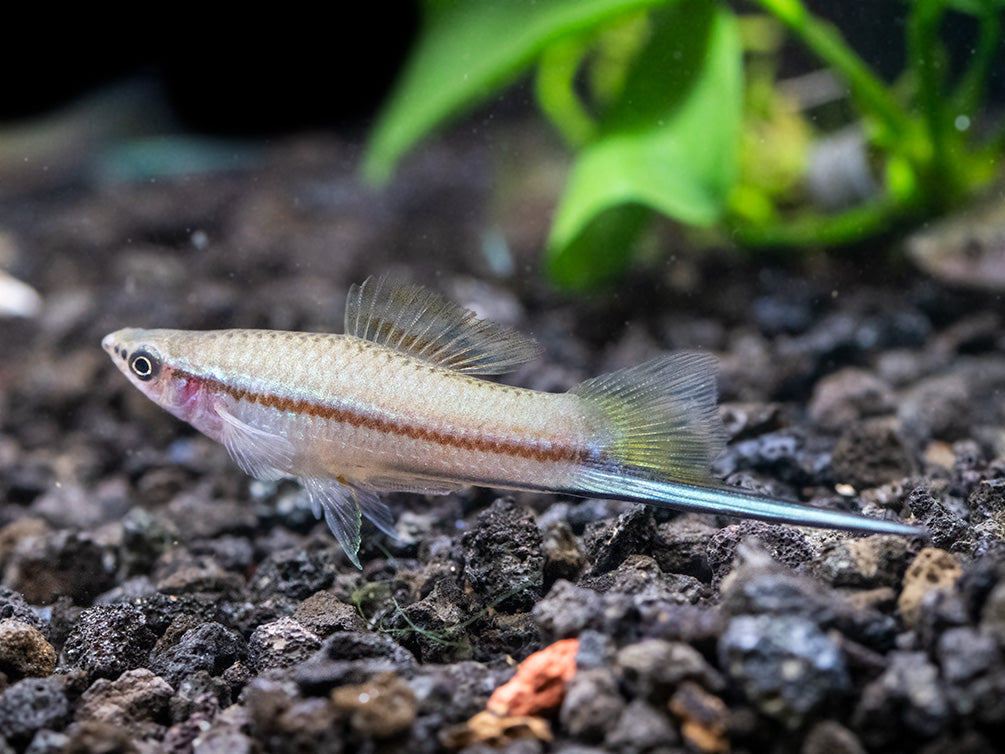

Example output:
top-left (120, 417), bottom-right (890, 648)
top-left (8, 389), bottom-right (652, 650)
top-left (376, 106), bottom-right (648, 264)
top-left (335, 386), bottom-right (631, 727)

top-left (487, 638), bottom-right (579, 716)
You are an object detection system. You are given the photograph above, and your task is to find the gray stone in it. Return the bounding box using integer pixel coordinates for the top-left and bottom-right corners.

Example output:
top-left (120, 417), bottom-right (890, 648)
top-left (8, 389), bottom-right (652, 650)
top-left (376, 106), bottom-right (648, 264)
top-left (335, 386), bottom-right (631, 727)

top-left (719, 614), bottom-right (849, 728)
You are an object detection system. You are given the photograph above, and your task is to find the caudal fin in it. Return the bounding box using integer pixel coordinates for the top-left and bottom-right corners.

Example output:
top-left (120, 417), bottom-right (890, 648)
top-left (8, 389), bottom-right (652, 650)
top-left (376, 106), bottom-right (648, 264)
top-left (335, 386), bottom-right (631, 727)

top-left (568, 352), bottom-right (924, 537)
top-left (570, 352), bottom-right (725, 484)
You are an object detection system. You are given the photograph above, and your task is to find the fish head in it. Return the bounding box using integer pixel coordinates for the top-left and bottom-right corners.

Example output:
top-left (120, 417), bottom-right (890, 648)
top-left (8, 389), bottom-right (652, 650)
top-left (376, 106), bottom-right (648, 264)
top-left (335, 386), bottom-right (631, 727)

top-left (102, 328), bottom-right (198, 418)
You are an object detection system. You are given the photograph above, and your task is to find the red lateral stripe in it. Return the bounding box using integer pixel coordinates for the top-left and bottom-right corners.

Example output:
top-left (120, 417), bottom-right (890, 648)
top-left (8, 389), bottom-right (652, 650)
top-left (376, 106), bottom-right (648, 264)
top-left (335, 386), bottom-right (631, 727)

top-left (177, 369), bottom-right (587, 465)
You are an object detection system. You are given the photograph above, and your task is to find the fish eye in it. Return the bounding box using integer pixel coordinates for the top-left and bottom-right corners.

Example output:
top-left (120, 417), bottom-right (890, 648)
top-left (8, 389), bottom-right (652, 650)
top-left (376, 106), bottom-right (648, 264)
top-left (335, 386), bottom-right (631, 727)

top-left (128, 348), bottom-right (161, 381)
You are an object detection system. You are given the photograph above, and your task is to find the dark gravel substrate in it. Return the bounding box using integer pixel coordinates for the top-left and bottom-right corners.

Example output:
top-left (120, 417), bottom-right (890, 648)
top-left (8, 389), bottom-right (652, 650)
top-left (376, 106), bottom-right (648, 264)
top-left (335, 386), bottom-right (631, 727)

top-left (1, 128), bottom-right (1004, 754)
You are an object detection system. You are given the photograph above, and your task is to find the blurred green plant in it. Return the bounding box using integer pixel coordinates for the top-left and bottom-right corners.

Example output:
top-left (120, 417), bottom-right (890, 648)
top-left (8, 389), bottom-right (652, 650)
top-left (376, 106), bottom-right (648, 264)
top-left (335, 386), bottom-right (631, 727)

top-left (363, 0), bottom-right (1005, 290)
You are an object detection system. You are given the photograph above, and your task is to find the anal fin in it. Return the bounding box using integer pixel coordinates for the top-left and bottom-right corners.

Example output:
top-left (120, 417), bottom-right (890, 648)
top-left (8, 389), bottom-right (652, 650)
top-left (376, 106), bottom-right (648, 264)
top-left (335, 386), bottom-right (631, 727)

top-left (351, 483), bottom-right (399, 539)
top-left (301, 476), bottom-right (399, 568)
top-left (303, 477), bottom-right (363, 568)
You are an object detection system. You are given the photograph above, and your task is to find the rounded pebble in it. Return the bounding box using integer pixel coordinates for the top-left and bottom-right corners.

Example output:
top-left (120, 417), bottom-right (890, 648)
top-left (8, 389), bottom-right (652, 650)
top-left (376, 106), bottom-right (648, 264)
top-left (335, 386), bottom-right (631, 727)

top-left (0, 620), bottom-right (56, 680)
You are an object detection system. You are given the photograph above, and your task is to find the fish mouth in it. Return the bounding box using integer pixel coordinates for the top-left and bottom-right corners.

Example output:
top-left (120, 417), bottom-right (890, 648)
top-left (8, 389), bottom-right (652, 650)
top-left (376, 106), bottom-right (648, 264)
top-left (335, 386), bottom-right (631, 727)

top-left (101, 333), bottom-right (115, 354)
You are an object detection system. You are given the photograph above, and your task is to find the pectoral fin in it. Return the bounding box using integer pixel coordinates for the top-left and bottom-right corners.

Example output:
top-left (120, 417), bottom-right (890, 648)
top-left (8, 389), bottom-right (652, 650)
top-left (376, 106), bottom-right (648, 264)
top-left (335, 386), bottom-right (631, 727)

top-left (216, 403), bottom-right (294, 481)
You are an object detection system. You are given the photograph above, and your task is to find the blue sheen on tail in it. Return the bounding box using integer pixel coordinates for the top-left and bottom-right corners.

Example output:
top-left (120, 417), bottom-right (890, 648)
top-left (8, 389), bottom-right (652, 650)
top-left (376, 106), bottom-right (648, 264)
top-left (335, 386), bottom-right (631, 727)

top-left (570, 351), bottom-right (923, 537)
top-left (572, 469), bottom-right (923, 536)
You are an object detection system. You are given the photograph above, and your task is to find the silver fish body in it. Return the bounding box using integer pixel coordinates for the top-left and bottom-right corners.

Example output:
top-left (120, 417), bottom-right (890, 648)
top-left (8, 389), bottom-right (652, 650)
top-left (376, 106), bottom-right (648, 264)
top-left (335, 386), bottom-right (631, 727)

top-left (103, 277), bottom-right (924, 566)
top-left (106, 327), bottom-right (593, 491)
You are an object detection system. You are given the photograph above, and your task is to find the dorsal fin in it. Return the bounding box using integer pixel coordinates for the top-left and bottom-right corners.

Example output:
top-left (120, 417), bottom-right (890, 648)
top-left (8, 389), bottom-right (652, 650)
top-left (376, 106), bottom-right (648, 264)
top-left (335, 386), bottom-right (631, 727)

top-left (344, 276), bottom-right (541, 375)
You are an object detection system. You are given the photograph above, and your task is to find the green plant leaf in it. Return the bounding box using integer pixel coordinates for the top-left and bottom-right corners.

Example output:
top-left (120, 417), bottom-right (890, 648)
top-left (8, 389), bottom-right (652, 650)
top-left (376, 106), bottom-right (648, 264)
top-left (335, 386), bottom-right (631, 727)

top-left (547, 1), bottom-right (742, 289)
top-left (547, 204), bottom-right (651, 290)
top-left (363, 0), bottom-right (667, 184)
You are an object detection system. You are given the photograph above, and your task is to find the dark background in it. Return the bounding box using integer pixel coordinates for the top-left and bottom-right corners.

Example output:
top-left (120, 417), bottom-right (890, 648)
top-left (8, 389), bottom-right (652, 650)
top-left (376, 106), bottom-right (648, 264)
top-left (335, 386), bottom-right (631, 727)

top-left (0, 7), bottom-right (420, 133)
top-left (3, 3), bottom-right (999, 135)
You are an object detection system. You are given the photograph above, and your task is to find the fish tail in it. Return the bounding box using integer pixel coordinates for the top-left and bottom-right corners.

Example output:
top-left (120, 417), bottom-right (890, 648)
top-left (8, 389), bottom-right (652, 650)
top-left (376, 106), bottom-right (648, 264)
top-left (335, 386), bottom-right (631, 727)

top-left (570, 351), bottom-right (726, 486)
top-left (568, 352), bottom-right (923, 537)
top-left (572, 473), bottom-right (923, 535)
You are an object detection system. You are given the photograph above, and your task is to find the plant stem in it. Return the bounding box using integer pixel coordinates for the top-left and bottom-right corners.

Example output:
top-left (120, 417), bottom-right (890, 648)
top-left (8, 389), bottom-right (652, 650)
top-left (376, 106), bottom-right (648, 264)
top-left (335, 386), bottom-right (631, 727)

top-left (952, 6), bottom-right (1001, 120)
top-left (727, 199), bottom-right (915, 249)
top-left (749, 0), bottom-right (914, 145)
top-left (535, 39), bottom-right (597, 149)
top-left (907, 0), bottom-right (956, 206)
